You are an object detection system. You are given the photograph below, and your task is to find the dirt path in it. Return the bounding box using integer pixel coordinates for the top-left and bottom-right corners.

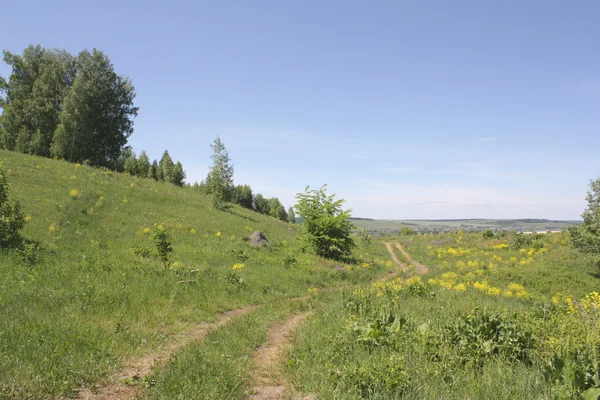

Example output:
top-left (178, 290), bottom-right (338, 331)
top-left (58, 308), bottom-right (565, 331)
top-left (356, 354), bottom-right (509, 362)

top-left (248, 312), bottom-right (311, 400)
top-left (78, 306), bottom-right (258, 400)
top-left (383, 242), bottom-right (409, 272)
top-left (395, 243), bottom-right (429, 274)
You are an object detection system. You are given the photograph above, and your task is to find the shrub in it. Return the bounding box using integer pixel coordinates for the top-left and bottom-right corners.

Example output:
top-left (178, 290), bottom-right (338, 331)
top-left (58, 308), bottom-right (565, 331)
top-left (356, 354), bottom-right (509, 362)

top-left (295, 185), bottom-right (355, 260)
top-left (152, 224), bottom-right (173, 270)
top-left (0, 162), bottom-right (26, 249)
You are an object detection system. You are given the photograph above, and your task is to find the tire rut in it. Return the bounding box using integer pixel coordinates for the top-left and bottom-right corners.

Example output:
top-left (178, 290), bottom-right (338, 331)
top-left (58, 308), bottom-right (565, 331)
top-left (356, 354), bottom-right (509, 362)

top-left (248, 312), bottom-right (311, 400)
top-left (77, 306), bottom-right (258, 400)
top-left (395, 243), bottom-right (429, 274)
top-left (383, 242), bottom-right (409, 272)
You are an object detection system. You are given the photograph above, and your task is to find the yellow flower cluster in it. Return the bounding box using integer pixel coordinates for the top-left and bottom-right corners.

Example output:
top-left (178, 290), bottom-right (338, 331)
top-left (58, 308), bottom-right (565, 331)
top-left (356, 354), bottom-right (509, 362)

top-left (24, 216), bottom-right (32, 223)
top-left (48, 223), bottom-right (59, 232)
top-left (189, 229), bottom-right (197, 235)
top-left (143, 227), bottom-right (151, 234)
top-left (68, 188), bottom-right (80, 199)
top-left (215, 231), bottom-right (222, 237)
top-left (371, 278), bottom-right (403, 297)
top-left (232, 263), bottom-right (245, 271)
top-left (440, 247), bottom-right (471, 257)
top-left (307, 287), bottom-right (319, 295)
top-left (404, 276), bottom-right (422, 286)
top-left (492, 243), bottom-right (509, 250)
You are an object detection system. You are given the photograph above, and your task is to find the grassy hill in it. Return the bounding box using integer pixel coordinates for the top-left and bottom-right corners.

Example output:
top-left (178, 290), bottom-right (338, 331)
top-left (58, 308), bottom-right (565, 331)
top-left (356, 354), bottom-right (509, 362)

top-left (0, 150), bottom-right (386, 398)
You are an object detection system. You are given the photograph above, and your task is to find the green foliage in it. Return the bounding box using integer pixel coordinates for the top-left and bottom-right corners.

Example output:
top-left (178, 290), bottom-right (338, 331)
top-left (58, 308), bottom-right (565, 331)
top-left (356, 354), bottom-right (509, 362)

top-left (482, 229), bottom-right (495, 239)
top-left (50, 49), bottom-right (138, 167)
top-left (400, 226), bottom-right (415, 236)
top-left (232, 184), bottom-right (253, 209)
top-left (267, 197), bottom-right (287, 221)
top-left (448, 308), bottom-right (534, 363)
top-left (253, 193), bottom-right (269, 215)
top-left (206, 136), bottom-right (234, 210)
top-left (354, 310), bottom-right (407, 347)
top-left (138, 151), bottom-right (151, 178)
top-left (295, 185), bottom-right (355, 260)
top-left (0, 162), bottom-right (25, 248)
top-left (0, 45), bottom-right (75, 156)
top-left (571, 176), bottom-right (600, 266)
top-left (359, 227), bottom-right (372, 249)
top-left (152, 224), bottom-right (173, 269)
top-left (287, 206), bottom-right (296, 223)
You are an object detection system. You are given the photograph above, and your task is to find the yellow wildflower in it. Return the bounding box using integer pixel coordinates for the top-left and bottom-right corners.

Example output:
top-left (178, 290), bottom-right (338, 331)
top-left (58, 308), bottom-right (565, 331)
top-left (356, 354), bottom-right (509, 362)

top-left (189, 229), bottom-right (197, 235)
top-left (130, 183), bottom-right (134, 188)
top-left (143, 227), bottom-right (151, 234)
top-left (68, 189), bottom-right (80, 199)
top-left (502, 291), bottom-right (513, 298)
top-left (308, 287), bottom-right (319, 295)
top-left (487, 287), bottom-right (501, 296)
top-left (507, 283), bottom-right (525, 292)
top-left (75, 163), bottom-right (81, 168)
top-left (428, 278), bottom-right (438, 286)
top-left (48, 223), bottom-right (58, 232)
top-left (232, 263), bottom-right (245, 271)
top-left (453, 283), bottom-right (467, 292)
top-left (24, 216), bottom-right (32, 223)
top-left (216, 232), bottom-right (222, 237)
top-left (122, 199), bottom-right (128, 204)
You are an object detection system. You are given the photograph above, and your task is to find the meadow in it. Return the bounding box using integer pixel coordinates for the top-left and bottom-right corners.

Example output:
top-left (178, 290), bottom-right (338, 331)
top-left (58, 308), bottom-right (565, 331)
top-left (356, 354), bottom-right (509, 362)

top-left (289, 231), bottom-right (600, 399)
top-left (2, 149), bottom-right (599, 399)
top-left (0, 150), bottom-right (386, 399)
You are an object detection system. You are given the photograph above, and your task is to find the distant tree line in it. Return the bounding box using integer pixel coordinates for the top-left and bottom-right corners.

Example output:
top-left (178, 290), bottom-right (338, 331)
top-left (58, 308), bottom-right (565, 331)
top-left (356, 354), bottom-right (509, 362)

top-left (192, 136), bottom-right (295, 222)
top-left (0, 46), bottom-right (293, 218)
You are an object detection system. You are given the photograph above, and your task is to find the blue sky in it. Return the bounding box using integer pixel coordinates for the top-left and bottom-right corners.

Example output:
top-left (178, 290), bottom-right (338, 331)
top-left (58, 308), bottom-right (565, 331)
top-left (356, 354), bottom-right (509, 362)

top-left (1, 1), bottom-right (599, 219)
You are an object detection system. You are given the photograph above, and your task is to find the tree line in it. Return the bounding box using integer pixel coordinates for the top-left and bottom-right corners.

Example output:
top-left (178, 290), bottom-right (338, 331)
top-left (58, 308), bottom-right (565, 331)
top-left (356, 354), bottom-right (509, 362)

top-left (192, 137), bottom-right (294, 222)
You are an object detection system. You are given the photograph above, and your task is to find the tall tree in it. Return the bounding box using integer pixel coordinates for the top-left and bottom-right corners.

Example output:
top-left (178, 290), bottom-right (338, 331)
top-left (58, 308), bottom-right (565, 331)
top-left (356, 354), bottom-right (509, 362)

top-left (51, 49), bottom-right (138, 166)
top-left (158, 150), bottom-right (174, 183)
top-left (0, 45), bottom-right (75, 155)
top-left (138, 150), bottom-right (151, 178)
top-left (171, 161), bottom-right (186, 186)
top-left (150, 160), bottom-right (159, 181)
top-left (123, 149), bottom-right (139, 176)
top-left (206, 136), bottom-right (234, 209)
top-left (570, 176), bottom-right (600, 269)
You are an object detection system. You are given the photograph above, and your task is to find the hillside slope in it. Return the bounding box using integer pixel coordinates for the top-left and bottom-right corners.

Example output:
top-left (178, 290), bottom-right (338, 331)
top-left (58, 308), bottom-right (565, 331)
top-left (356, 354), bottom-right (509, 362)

top-left (0, 150), bottom-right (382, 398)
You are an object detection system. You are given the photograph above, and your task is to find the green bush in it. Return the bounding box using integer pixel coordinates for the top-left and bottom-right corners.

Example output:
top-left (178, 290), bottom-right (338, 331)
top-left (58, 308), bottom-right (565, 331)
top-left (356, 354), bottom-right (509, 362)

top-left (0, 161), bottom-right (25, 249)
top-left (295, 184), bottom-right (355, 260)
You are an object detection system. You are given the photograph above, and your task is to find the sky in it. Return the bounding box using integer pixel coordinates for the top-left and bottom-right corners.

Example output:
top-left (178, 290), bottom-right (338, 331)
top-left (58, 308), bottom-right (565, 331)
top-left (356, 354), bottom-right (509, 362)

top-left (1, 1), bottom-right (599, 220)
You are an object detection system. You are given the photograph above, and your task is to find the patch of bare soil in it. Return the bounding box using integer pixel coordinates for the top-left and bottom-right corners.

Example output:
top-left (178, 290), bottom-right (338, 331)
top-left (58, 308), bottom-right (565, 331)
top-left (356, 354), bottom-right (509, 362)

top-left (77, 306), bottom-right (258, 400)
top-left (383, 242), bottom-right (409, 273)
top-left (395, 243), bottom-right (429, 274)
top-left (248, 312), bottom-right (311, 400)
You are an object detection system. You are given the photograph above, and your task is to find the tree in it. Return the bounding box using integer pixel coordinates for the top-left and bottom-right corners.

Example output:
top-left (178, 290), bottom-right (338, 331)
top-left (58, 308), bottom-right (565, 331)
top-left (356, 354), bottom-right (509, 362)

top-left (150, 160), bottom-right (159, 181)
top-left (570, 176), bottom-right (600, 267)
top-left (171, 161), bottom-right (186, 186)
top-left (158, 150), bottom-right (174, 183)
top-left (138, 151), bottom-right (151, 178)
top-left (287, 207), bottom-right (296, 223)
top-left (51, 49), bottom-right (138, 167)
top-left (0, 162), bottom-right (25, 249)
top-left (267, 197), bottom-right (287, 221)
top-left (0, 46), bottom-right (75, 156)
top-left (295, 185), bottom-right (355, 260)
top-left (206, 136), bottom-right (234, 210)
top-left (254, 193), bottom-right (269, 215)
top-left (123, 149), bottom-right (139, 176)
top-left (232, 184), bottom-right (254, 209)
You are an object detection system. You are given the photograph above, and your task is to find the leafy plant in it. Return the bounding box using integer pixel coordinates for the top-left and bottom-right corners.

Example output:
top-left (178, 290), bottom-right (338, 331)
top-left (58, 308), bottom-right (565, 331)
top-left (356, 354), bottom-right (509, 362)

top-left (152, 224), bottom-right (173, 270)
top-left (0, 161), bottom-right (25, 249)
top-left (295, 184), bottom-right (355, 260)
top-left (205, 136), bottom-right (234, 210)
top-left (448, 308), bottom-right (534, 364)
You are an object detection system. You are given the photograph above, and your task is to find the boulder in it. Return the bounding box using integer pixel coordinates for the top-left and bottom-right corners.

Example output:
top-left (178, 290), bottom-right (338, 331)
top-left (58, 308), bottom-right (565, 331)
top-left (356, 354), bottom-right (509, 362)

top-left (249, 231), bottom-right (269, 247)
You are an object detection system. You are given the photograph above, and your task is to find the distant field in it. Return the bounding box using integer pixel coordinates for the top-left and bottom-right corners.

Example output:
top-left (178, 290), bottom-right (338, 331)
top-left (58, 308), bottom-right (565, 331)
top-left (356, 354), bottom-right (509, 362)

top-left (352, 218), bottom-right (580, 234)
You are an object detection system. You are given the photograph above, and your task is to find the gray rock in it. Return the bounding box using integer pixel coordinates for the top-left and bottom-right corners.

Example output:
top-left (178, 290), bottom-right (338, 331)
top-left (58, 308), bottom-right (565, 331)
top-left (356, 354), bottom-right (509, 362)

top-left (249, 231), bottom-right (269, 247)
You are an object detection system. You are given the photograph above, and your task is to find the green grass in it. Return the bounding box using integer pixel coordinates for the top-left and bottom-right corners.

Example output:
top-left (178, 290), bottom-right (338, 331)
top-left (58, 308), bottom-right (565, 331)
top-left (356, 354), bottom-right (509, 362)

top-left (0, 150), bottom-right (384, 398)
top-left (288, 233), bottom-right (600, 399)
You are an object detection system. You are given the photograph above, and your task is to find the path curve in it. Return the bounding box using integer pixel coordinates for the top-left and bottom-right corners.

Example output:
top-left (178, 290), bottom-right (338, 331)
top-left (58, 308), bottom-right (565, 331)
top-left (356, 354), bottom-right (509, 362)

top-left (248, 312), bottom-right (311, 400)
top-left (383, 242), bottom-right (409, 272)
top-left (395, 243), bottom-right (429, 274)
top-left (78, 306), bottom-right (258, 400)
